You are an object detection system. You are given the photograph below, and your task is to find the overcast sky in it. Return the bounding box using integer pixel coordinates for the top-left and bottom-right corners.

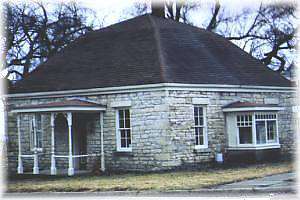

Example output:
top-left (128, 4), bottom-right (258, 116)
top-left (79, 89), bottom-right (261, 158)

top-left (8, 0), bottom-right (289, 29)
top-left (76, 0), bottom-right (262, 28)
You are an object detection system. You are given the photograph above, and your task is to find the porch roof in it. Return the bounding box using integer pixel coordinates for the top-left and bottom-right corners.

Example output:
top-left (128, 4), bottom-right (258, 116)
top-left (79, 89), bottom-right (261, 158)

top-left (222, 101), bottom-right (283, 112)
top-left (10, 99), bottom-right (106, 113)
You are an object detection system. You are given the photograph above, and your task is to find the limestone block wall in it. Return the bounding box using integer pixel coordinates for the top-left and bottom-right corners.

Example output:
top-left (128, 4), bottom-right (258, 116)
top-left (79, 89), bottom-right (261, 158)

top-left (164, 90), bottom-right (295, 167)
top-left (6, 90), bottom-right (170, 173)
top-left (6, 88), bottom-right (295, 174)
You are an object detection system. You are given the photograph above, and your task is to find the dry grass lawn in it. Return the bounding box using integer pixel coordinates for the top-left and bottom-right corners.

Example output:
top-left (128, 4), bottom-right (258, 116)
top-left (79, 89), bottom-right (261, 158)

top-left (6, 162), bottom-right (293, 192)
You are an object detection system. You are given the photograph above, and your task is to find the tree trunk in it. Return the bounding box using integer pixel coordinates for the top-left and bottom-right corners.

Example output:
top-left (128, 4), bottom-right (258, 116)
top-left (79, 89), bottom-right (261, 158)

top-left (151, 1), bottom-right (165, 18)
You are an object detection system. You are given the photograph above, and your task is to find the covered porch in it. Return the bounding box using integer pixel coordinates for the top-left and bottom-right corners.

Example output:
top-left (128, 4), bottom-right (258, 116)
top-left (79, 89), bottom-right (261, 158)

top-left (10, 99), bottom-right (106, 176)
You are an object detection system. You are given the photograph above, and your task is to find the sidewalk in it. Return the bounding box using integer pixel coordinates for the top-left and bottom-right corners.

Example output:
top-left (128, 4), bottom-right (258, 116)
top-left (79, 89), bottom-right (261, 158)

top-left (211, 172), bottom-right (296, 192)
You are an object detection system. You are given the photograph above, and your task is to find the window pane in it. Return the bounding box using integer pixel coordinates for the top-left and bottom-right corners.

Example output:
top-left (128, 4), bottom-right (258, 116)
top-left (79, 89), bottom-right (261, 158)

top-left (195, 127), bottom-right (204, 145)
top-left (194, 107), bottom-right (203, 126)
top-left (198, 107), bottom-right (203, 116)
top-left (127, 130), bottom-right (131, 146)
top-left (256, 121), bottom-right (266, 144)
top-left (119, 119), bottom-right (124, 128)
top-left (125, 119), bottom-right (130, 128)
top-left (194, 116), bottom-right (199, 126)
top-left (119, 110), bottom-right (125, 128)
top-left (125, 109), bottom-right (130, 119)
top-left (267, 121), bottom-right (276, 142)
top-left (199, 127), bottom-right (204, 145)
top-left (194, 107), bottom-right (198, 117)
top-left (195, 127), bottom-right (199, 145)
top-left (239, 127), bottom-right (252, 144)
top-left (121, 138), bottom-right (126, 148)
top-left (119, 110), bottom-right (124, 119)
top-left (195, 136), bottom-right (199, 145)
top-left (120, 130), bottom-right (126, 138)
top-left (199, 135), bottom-right (203, 145)
top-left (199, 117), bottom-right (203, 126)
top-left (126, 130), bottom-right (131, 138)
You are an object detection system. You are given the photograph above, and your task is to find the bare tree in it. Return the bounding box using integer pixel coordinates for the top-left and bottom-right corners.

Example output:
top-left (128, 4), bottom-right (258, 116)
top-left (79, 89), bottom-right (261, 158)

top-left (4, 1), bottom-right (96, 80)
top-left (224, 3), bottom-right (296, 73)
top-left (129, 0), bottom-right (296, 76)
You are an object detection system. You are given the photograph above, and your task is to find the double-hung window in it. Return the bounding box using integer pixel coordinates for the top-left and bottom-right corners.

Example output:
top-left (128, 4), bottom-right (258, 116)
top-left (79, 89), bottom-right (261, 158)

top-left (30, 114), bottom-right (43, 151)
top-left (193, 106), bottom-right (208, 148)
top-left (116, 109), bottom-right (132, 151)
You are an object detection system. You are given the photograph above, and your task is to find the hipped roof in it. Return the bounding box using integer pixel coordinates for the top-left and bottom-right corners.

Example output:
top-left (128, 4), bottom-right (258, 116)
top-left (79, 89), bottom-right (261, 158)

top-left (9, 14), bottom-right (291, 94)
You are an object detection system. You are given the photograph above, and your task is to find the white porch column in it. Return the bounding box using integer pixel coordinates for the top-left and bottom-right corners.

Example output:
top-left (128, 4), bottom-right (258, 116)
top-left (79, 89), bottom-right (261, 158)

top-left (32, 114), bottom-right (39, 174)
top-left (100, 112), bottom-right (105, 172)
top-left (67, 112), bottom-right (74, 176)
top-left (50, 113), bottom-right (56, 175)
top-left (17, 114), bottom-right (23, 174)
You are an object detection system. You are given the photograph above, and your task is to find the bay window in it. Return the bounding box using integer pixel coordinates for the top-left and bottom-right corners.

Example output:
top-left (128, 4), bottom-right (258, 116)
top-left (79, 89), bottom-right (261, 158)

top-left (236, 112), bottom-right (278, 146)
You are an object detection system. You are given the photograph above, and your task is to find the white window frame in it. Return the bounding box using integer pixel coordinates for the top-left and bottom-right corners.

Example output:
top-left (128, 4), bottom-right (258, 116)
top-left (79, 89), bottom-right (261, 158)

top-left (193, 106), bottom-right (208, 149)
top-left (116, 108), bottom-right (132, 152)
top-left (236, 113), bottom-right (253, 145)
top-left (29, 114), bottom-right (43, 152)
top-left (255, 113), bottom-right (278, 144)
top-left (235, 112), bottom-right (279, 148)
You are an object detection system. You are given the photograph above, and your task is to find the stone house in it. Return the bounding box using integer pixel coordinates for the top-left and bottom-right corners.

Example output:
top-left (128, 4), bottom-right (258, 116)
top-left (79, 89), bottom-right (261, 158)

top-left (5, 14), bottom-right (295, 176)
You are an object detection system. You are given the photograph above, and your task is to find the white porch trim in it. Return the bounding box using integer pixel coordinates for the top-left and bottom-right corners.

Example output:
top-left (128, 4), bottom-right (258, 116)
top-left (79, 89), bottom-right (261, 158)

top-left (11, 106), bottom-right (106, 113)
top-left (17, 115), bottom-right (23, 174)
top-left (14, 110), bottom-right (105, 176)
top-left (67, 112), bottom-right (74, 176)
top-left (100, 112), bottom-right (105, 172)
top-left (32, 114), bottom-right (39, 174)
top-left (50, 113), bottom-right (56, 175)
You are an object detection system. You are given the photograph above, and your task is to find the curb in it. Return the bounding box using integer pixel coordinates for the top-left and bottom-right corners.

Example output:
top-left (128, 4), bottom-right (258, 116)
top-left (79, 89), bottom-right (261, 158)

top-left (4, 187), bottom-right (296, 197)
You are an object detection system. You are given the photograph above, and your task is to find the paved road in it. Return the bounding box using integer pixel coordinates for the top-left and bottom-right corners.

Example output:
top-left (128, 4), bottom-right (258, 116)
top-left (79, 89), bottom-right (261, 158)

top-left (213, 172), bottom-right (297, 191)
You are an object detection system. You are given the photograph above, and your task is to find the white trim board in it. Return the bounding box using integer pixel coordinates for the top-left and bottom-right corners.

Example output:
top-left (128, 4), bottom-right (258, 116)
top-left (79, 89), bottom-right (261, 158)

top-left (5, 83), bottom-right (295, 99)
top-left (222, 107), bottom-right (284, 112)
top-left (11, 106), bottom-right (106, 113)
top-left (227, 144), bottom-right (281, 150)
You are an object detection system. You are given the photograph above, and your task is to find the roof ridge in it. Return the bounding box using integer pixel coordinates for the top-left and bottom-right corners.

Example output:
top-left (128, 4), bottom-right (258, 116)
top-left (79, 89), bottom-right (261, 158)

top-left (147, 15), bottom-right (168, 83)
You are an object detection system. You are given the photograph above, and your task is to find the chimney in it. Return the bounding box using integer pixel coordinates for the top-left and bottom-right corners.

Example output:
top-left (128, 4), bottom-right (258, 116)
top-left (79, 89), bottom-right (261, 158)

top-left (151, 0), bottom-right (165, 18)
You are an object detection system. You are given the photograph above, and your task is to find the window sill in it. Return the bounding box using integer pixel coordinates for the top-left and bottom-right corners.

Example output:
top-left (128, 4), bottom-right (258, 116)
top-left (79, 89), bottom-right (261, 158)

top-left (193, 147), bottom-right (210, 154)
top-left (228, 144), bottom-right (280, 150)
top-left (116, 148), bottom-right (132, 152)
top-left (194, 145), bottom-right (208, 150)
top-left (113, 151), bottom-right (134, 157)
